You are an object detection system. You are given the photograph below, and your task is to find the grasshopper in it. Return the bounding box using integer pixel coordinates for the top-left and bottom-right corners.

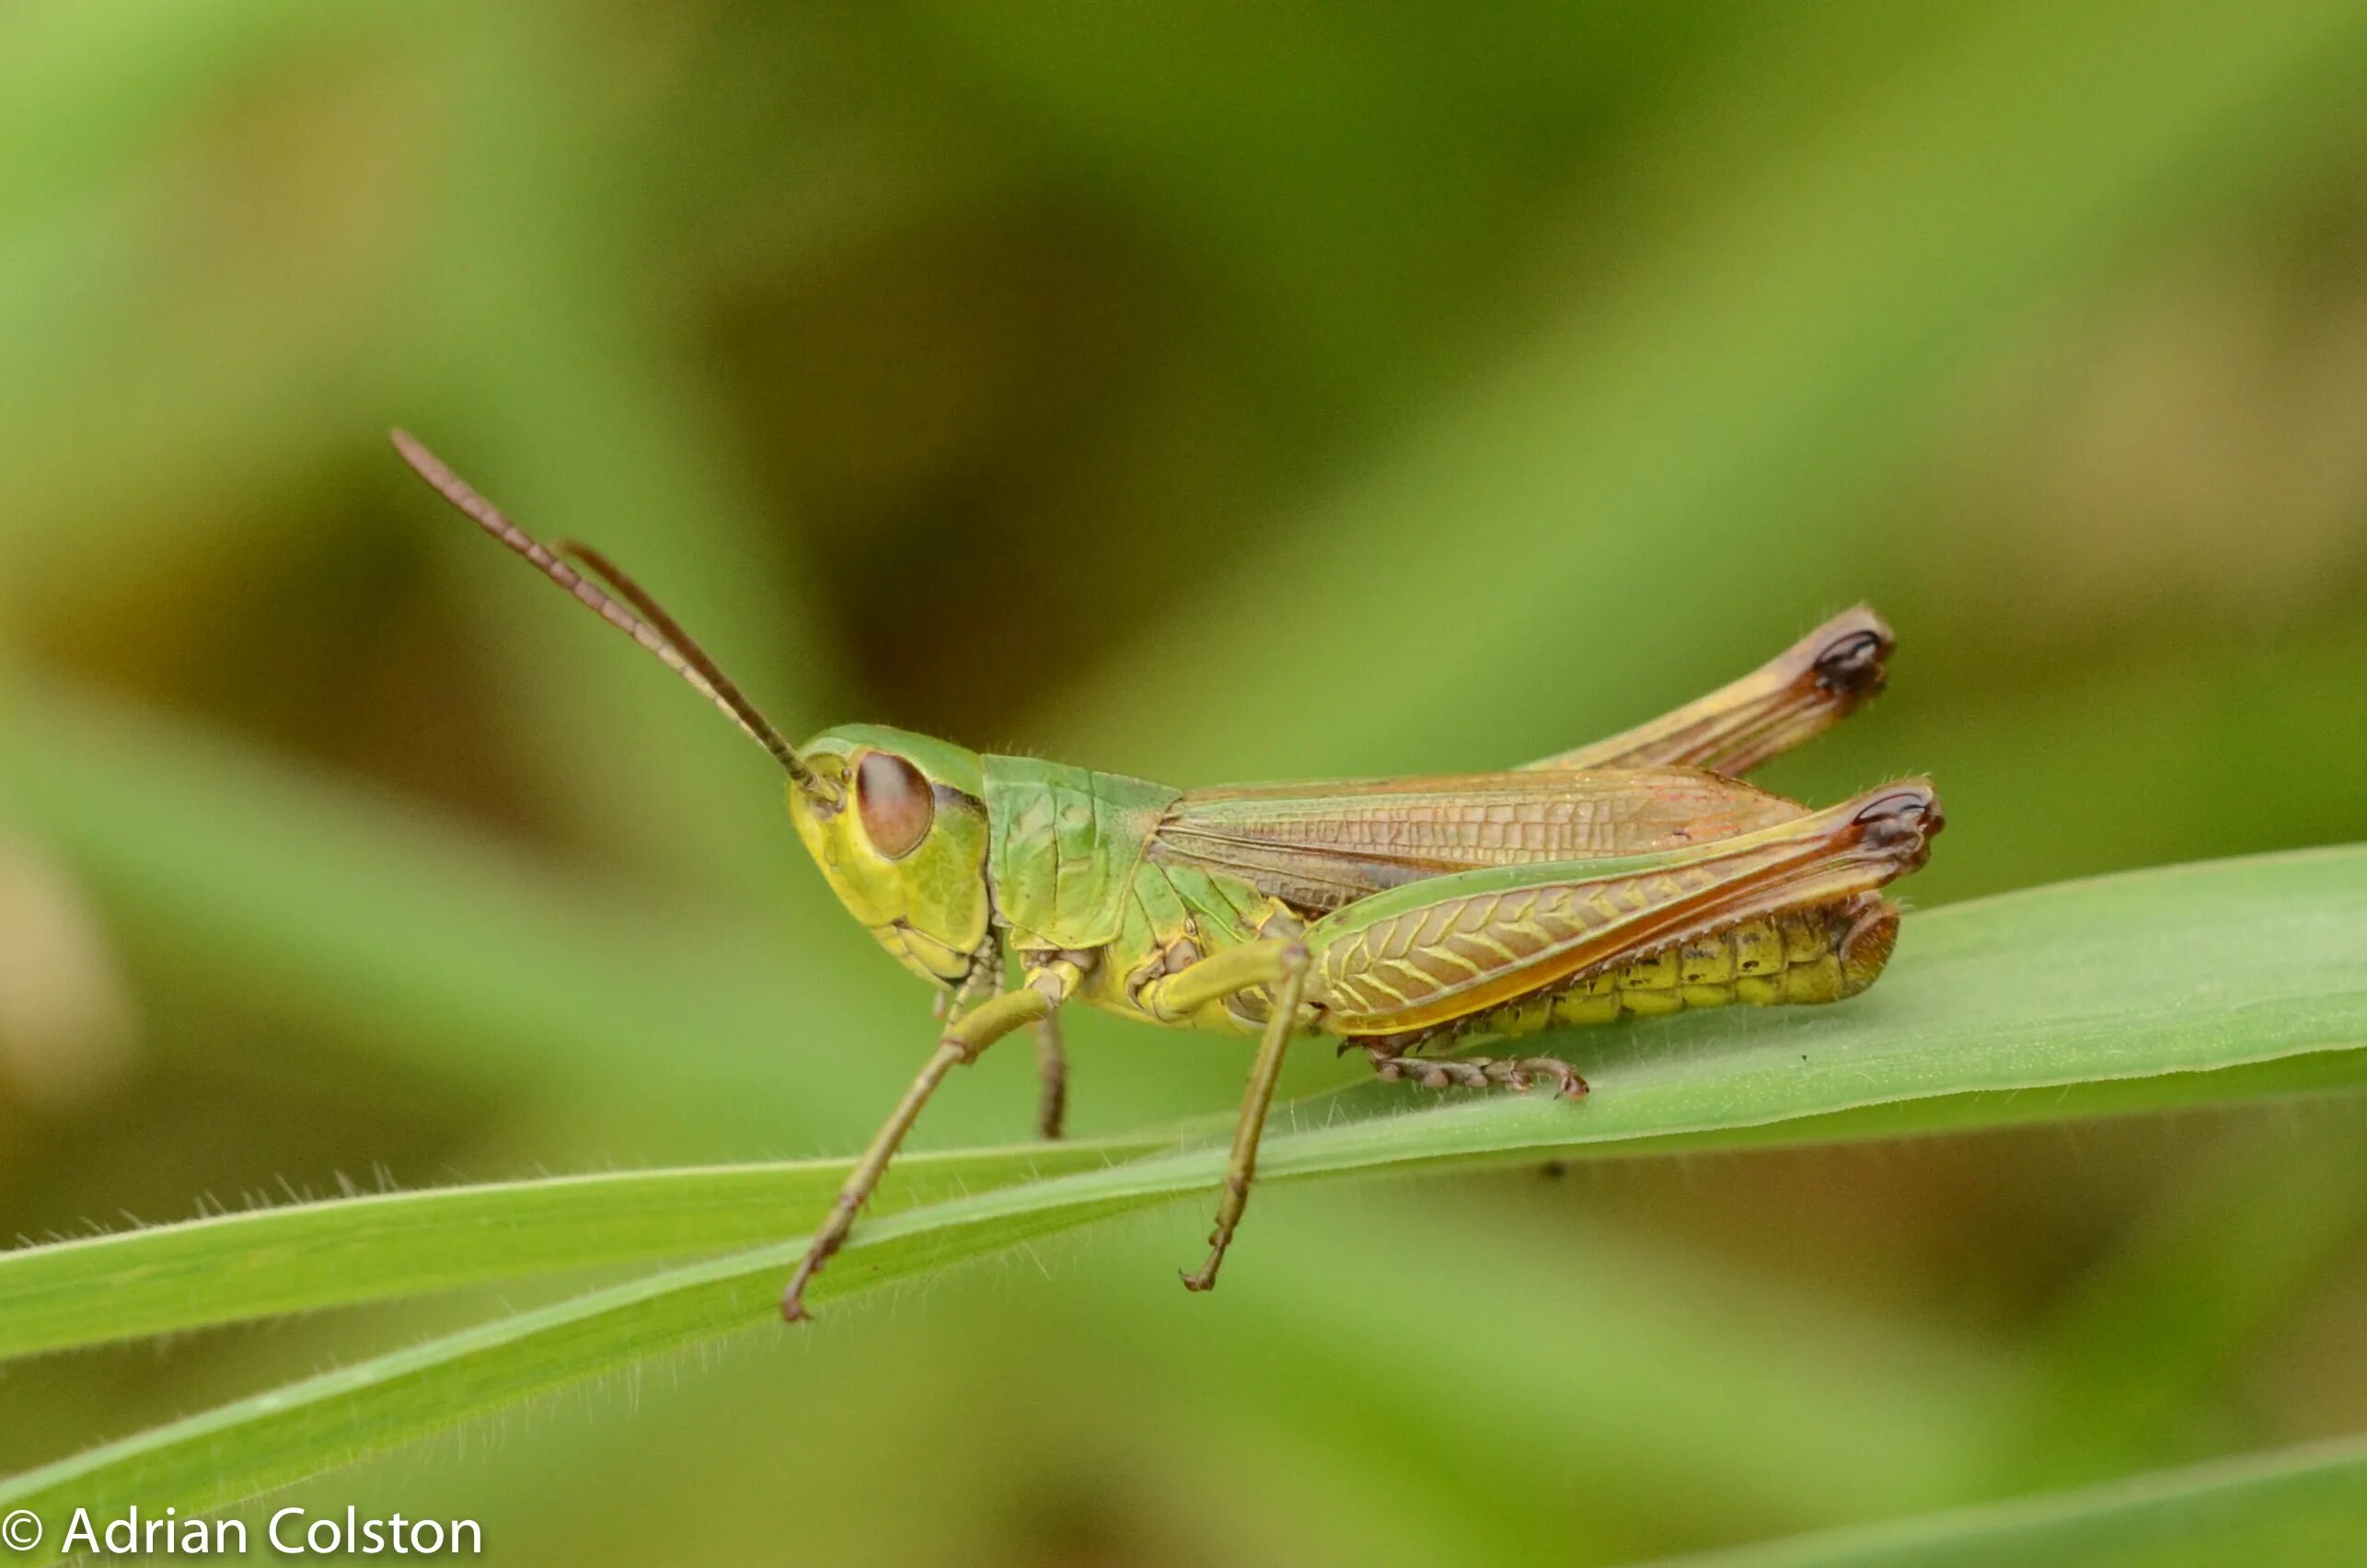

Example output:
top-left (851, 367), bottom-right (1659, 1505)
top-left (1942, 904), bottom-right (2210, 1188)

top-left (393, 431), bottom-right (1943, 1321)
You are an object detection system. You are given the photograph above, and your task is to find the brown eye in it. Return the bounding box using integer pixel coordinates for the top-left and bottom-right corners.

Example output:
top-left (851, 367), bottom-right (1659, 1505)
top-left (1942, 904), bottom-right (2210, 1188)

top-left (856, 751), bottom-right (934, 859)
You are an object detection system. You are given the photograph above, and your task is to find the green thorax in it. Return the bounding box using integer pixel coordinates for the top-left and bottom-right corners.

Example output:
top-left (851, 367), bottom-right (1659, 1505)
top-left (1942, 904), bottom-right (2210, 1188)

top-left (983, 755), bottom-right (1181, 950)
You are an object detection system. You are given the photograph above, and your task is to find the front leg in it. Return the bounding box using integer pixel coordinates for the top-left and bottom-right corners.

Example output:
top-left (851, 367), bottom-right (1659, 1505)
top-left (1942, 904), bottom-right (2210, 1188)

top-left (780, 959), bottom-right (1081, 1323)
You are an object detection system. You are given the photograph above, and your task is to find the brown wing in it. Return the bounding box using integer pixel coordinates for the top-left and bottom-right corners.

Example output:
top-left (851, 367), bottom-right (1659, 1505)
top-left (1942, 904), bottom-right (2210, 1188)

top-left (1151, 767), bottom-right (1806, 916)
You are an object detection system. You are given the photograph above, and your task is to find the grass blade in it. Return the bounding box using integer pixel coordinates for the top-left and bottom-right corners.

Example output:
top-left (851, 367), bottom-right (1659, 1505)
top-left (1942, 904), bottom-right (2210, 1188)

top-left (0, 1137), bottom-right (1168, 1361)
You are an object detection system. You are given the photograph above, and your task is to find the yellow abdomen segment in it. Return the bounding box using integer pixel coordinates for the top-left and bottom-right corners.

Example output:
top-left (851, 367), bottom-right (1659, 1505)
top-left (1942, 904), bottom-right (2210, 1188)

top-left (1443, 894), bottom-right (1899, 1041)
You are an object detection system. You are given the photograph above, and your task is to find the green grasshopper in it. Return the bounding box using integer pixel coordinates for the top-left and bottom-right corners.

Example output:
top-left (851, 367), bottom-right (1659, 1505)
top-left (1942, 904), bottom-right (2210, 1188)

top-left (393, 431), bottom-right (1943, 1321)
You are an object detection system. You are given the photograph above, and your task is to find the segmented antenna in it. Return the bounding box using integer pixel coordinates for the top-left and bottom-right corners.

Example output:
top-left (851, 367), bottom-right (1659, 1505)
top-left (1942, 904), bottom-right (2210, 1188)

top-left (388, 429), bottom-right (837, 804)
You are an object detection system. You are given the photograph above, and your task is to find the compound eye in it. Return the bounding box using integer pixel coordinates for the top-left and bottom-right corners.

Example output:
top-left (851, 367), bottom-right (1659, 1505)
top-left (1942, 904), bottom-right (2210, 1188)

top-left (856, 751), bottom-right (934, 859)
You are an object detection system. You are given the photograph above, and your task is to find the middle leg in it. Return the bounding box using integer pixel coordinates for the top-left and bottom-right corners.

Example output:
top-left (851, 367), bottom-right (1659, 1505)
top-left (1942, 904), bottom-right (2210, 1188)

top-left (1033, 1011), bottom-right (1068, 1141)
top-left (1137, 938), bottom-right (1312, 1295)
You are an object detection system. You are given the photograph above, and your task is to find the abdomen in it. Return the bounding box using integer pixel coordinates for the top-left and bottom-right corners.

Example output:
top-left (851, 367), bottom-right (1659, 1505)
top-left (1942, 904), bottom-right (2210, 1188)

top-left (1352, 893), bottom-right (1899, 1050)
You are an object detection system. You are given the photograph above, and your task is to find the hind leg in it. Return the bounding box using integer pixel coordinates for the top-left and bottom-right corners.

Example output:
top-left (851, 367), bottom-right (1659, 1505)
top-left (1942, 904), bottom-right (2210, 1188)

top-left (1523, 605), bottom-right (1891, 776)
top-left (1358, 1041), bottom-right (1589, 1099)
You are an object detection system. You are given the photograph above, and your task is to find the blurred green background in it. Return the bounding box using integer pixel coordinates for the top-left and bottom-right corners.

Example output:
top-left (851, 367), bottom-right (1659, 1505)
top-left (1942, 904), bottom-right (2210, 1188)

top-left (5, 2), bottom-right (2367, 1563)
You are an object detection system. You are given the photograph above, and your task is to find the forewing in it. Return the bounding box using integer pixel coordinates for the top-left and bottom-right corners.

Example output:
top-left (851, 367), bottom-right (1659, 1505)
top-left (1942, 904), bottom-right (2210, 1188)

top-left (1153, 767), bottom-right (1804, 915)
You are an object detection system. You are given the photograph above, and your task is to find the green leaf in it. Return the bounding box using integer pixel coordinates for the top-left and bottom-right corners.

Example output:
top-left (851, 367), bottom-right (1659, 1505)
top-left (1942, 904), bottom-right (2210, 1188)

top-left (1, 845), bottom-right (2362, 1546)
top-left (1657, 1433), bottom-right (2367, 1566)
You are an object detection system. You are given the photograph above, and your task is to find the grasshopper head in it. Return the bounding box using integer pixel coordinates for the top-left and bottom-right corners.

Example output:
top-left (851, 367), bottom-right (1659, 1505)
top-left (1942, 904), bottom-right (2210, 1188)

top-left (788, 725), bottom-right (994, 989)
top-left (389, 432), bottom-right (998, 994)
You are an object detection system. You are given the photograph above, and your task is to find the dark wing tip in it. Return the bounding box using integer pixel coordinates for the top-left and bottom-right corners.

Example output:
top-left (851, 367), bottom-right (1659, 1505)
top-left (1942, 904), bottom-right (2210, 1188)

top-left (1810, 605), bottom-right (1894, 701)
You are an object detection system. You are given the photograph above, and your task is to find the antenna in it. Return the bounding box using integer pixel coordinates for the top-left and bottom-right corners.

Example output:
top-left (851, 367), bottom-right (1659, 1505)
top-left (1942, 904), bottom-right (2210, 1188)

top-left (388, 429), bottom-right (838, 805)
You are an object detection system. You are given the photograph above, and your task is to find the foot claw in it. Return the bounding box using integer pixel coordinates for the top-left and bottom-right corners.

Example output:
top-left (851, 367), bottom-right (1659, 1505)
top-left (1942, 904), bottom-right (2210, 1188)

top-left (1523, 1058), bottom-right (1590, 1100)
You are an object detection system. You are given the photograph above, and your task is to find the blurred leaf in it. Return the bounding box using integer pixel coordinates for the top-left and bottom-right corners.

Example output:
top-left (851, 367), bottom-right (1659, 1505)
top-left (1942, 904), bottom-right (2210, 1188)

top-left (1812, 617), bottom-right (2367, 906)
top-left (0, 833), bottom-right (136, 1107)
top-left (3, 844), bottom-right (2361, 1532)
top-left (0, 3), bottom-right (428, 602)
top-left (392, 9), bottom-right (843, 896)
top-left (1043, 0), bottom-right (2367, 781)
top-left (2004, 1115), bottom-right (2367, 1488)
top-left (0, 0), bottom-right (359, 223)
top-left (0, 680), bottom-right (913, 1152)
top-left (1657, 1433), bottom-right (2367, 1565)
top-left (1081, 1202), bottom-right (2017, 1553)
